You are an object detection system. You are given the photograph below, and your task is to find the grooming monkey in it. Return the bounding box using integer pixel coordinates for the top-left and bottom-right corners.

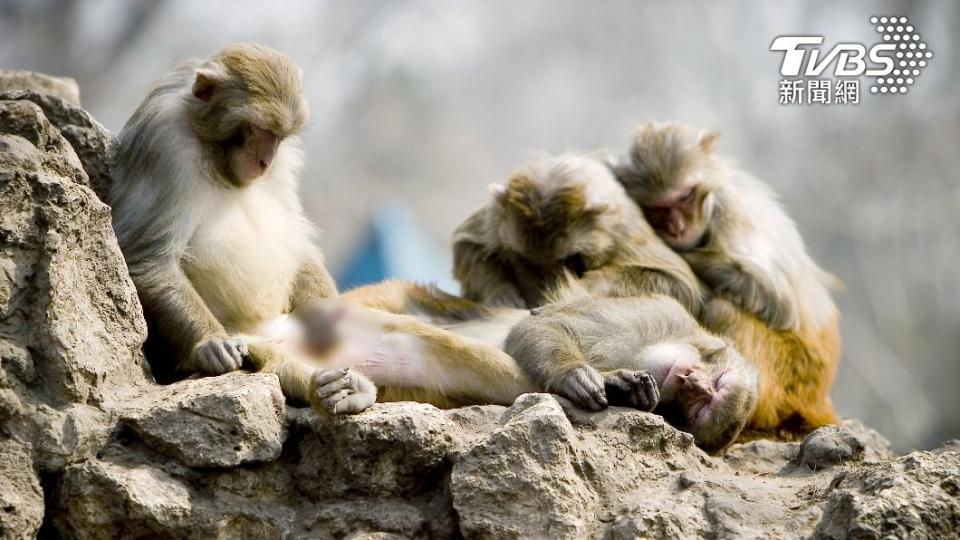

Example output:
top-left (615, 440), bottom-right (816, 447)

top-left (452, 154), bottom-right (703, 314)
top-left (109, 43), bottom-right (533, 415)
top-left (307, 280), bottom-right (759, 452)
top-left (611, 122), bottom-right (840, 434)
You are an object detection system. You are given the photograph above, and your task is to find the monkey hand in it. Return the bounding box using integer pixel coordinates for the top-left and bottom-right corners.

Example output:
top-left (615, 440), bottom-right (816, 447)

top-left (309, 368), bottom-right (377, 415)
top-left (553, 365), bottom-right (608, 412)
top-left (189, 336), bottom-right (249, 374)
top-left (603, 369), bottom-right (660, 412)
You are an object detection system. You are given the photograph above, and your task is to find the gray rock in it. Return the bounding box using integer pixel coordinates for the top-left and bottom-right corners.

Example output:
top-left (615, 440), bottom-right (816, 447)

top-left (792, 423), bottom-right (883, 471)
top-left (0, 439), bottom-right (44, 540)
top-left (0, 94), bottom-right (149, 478)
top-left (452, 394), bottom-right (601, 539)
top-left (814, 449), bottom-right (960, 539)
top-left (0, 89), bottom-right (115, 199)
top-left (123, 373), bottom-right (287, 468)
top-left (295, 401), bottom-right (458, 498)
top-left (0, 70), bottom-right (80, 105)
top-left (56, 458), bottom-right (196, 540)
top-left (723, 438), bottom-right (799, 474)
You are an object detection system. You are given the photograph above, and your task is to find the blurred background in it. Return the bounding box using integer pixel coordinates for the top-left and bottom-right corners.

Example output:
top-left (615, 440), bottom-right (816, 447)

top-left (1, 0), bottom-right (957, 451)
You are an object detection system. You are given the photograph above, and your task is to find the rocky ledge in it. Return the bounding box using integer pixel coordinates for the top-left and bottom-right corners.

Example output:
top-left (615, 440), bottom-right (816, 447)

top-left (1, 71), bottom-right (958, 540)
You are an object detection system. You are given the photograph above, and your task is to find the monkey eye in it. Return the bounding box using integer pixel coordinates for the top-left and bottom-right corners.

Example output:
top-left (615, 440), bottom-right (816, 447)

top-left (681, 188), bottom-right (695, 202)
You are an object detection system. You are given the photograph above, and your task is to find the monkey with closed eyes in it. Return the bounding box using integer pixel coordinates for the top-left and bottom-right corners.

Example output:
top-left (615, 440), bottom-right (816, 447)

top-left (451, 153), bottom-right (704, 315)
top-left (611, 122), bottom-right (840, 435)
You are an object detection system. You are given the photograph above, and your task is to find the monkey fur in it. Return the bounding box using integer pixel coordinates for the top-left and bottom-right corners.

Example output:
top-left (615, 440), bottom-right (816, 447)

top-left (321, 280), bottom-right (758, 452)
top-left (109, 44), bottom-right (550, 417)
top-left (612, 122), bottom-right (840, 436)
top-left (452, 153), bottom-right (703, 315)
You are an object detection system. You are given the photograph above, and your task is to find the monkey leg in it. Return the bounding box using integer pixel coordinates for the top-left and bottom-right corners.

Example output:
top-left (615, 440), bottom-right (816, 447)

top-left (342, 279), bottom-right (492, 324)
top-left (246, 341), bottom-right (376, 415)
top-left (505, 319), bottom-right (610, 411)
top-left (355, 311), bottom-right (535, 406)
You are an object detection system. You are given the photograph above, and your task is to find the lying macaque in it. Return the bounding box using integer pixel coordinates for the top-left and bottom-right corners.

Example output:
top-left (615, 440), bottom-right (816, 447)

top-left (270, 281), bottom-right (759, 452)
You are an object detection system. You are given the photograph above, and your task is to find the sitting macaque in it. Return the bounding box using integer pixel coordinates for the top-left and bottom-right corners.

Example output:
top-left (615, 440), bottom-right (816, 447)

top-left (303, 281), bottom-right (760, 452)
top-left (452, 154), bottom-right (703, 315)
top-left (611, 122), bottom-right (840, 435)
top-left (108, 43), bottom-right (532, 416)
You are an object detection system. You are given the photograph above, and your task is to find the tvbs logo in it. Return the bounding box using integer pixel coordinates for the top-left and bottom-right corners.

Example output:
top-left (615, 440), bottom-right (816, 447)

top-left (770, 16), bottom-right (933, 104)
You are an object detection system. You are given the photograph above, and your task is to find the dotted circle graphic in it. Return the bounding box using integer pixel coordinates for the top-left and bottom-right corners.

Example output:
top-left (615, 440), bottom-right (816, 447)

top-left (869, 15), bottom-right (933, 95)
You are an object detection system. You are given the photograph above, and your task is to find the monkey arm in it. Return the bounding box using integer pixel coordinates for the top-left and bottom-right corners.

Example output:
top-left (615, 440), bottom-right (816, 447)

top-left (452, 238), bottom-right (525, 308)
top-left (129, 260), bottom-right (228, 369)
top-left (504, 318), bottom-right (586, 391)
top-left (578, 265), bottom-right (703, 316)
top-left (682, 250), bottom-right (798, 330)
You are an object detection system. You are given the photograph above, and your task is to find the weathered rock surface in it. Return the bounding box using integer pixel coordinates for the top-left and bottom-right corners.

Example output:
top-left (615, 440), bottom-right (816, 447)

top-left (122, 372), bottom-right (287, 468)
top-left (2, 70), bottom-right (958, 540)
top-left (0, 70), bottom-right (80, 106)
top-left (0, 439), bottom-right (44, 539)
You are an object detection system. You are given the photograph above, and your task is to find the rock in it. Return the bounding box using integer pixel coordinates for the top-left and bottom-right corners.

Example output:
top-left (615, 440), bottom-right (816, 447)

top-left (294, 401), bottom-right (459, 498)
top-left (0, 439), bottom-right (44, 539)
top-left (791, 420), bottom-right (894, 471)
top-left (452, 394), bottom-right (601, 539)
top-left (0, 92), bottom-right (149, 478)
top-left (0, 70), bottom-right (80, 105)
top-left (451, 393), bottom-right (718, 539)
top-left (0, 89), bottom-right (115, 199)
top-left (723, 439), bottom-right (799, 474)
top-left (56, 458), bottom-right (196, 540)
top-left (0, 99), bottom-right (87, 186)
top-left (814, 449), bottom-right (960, 538)
top-left (123, 373), bottom-right (287, 468)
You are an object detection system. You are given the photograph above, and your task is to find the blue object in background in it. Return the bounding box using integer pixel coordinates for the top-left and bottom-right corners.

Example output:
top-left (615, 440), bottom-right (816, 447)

top-left (336, 205), bottom-right (459, 294)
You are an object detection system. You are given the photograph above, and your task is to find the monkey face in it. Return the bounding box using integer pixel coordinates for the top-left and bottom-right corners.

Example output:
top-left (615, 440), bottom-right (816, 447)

top-left (655, 349), bottom-right (757, 452)
top-left (223, 123), bottom-right (281, 185)
top-left (642, 184), bottom-right (712, 250)
top-left (187, 43), bottom-right (310, 187)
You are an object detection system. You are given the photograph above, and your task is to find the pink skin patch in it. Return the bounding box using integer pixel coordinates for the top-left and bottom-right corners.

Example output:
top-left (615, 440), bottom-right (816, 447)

top-left (660, 362), bottom-right (731, 427)
top-left (644, 185), bottom-right (696, 247)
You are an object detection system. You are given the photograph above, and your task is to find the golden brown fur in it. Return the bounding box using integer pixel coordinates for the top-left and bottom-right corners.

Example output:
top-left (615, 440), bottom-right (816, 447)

top-left (613, 122), bottom-right (840, 437)
top-left (452, 154), bottom-right (703, 314)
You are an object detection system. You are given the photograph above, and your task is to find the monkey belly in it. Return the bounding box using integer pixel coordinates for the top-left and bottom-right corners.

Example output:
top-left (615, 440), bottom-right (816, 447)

top-left (184, 194), bottom-right (312, 332)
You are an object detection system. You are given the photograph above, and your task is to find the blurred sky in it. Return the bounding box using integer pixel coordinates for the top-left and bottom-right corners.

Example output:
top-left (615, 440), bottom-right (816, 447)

top-left (1, 0), bottom-right (957, 451)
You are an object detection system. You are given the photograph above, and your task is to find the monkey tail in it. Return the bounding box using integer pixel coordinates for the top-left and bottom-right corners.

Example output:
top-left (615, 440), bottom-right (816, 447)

top-left (343, 279), bottom-right (492, 323)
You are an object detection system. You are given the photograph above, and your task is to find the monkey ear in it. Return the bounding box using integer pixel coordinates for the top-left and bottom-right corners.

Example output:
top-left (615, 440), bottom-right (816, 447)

top-left (699, 130), bottom-right (721, 153)
top-left (192, 69), bottom-right (221, 102)
top-left (488, 183), bottom-right (507, 201)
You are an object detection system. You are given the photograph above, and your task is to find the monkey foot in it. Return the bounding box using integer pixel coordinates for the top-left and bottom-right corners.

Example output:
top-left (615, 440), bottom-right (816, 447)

top-left (603, 369), bottom-right (660, 412)
top-left (554, 365), bottom-right (608, 411)
top-left (309, 367), bottom-right (377, 415)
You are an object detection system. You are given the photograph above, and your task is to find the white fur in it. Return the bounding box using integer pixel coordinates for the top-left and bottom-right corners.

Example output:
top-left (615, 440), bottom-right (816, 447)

top-left (110, 65), bottom-right (319, 334)
top-left (719, 166), bottom-right (837, 328)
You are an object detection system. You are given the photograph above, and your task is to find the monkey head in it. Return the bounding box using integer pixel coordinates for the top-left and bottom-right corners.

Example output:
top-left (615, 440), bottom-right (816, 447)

top-left (613, 122), bottom-right (721, 250)
top-left (654, 343), bottom-right (758, 452)
top-left (187, 43), bottom-right (310, 186)
top-left (487, 155), bottom-right (634, 278)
